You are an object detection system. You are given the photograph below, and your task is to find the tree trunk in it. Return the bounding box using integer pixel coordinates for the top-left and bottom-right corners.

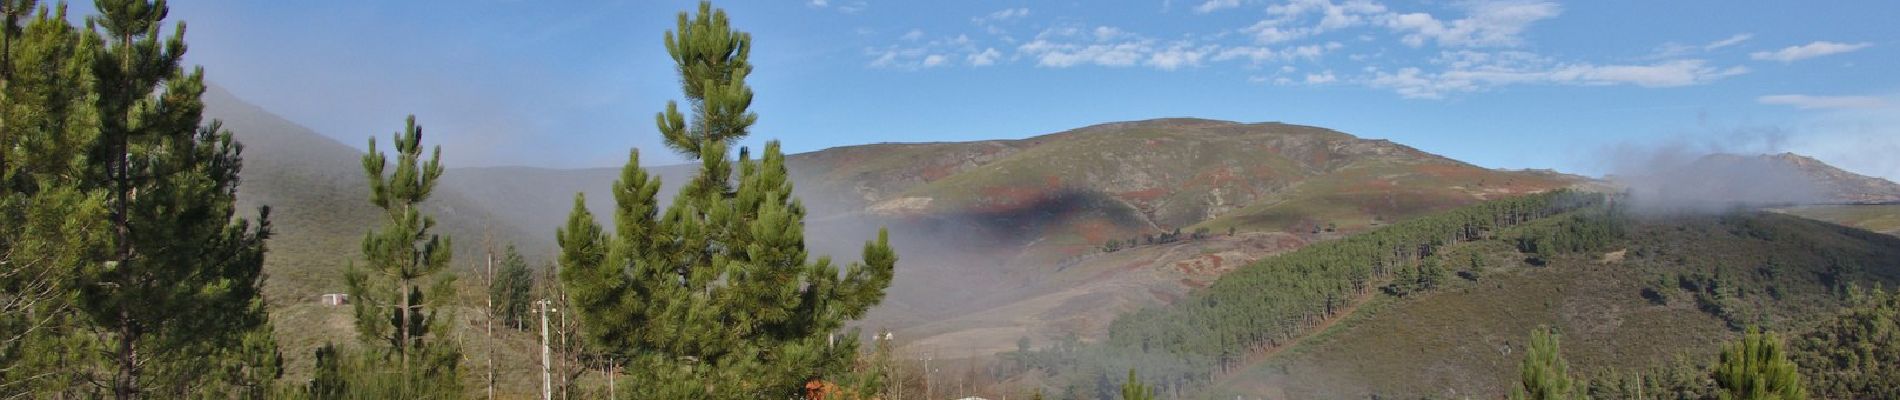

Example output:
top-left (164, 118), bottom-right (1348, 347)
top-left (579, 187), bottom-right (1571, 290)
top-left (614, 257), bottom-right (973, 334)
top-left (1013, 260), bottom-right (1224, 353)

top-left (400, 277), bottom-right (412, 395)
top-left (113, 310), bottom-right (139, 399)
top-left (486, 252), bottom-right (496, 400)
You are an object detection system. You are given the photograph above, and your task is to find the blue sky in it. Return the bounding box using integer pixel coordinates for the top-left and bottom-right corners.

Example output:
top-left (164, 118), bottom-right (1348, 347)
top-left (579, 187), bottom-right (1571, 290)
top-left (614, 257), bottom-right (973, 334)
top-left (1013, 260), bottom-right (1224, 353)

top-left (118, 1), bottom-right (1899, 180)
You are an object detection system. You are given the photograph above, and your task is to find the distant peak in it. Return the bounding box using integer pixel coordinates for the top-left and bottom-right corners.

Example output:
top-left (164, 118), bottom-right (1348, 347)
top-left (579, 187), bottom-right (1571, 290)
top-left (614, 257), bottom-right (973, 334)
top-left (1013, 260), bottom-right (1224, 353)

top-left (1070, 117), bottom-right (1239, 131)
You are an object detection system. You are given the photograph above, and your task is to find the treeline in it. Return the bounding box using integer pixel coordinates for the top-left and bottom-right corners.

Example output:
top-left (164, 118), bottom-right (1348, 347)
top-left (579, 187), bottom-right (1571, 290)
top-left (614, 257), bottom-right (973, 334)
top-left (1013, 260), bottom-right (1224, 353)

top-left (1102, 227), bottom-right (1219, 253)
top-left (1018, 190), bottom-right (1618, 394)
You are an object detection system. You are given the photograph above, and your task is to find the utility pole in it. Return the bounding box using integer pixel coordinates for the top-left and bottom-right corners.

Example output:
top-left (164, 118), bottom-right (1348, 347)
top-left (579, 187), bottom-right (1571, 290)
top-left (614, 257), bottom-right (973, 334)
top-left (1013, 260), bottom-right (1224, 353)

top-left (537, 299), bottom-right (555, 400)
top-left (923, 349), bottom-right (932, 400)
top-left (482, 231), bottom-right (496, 400)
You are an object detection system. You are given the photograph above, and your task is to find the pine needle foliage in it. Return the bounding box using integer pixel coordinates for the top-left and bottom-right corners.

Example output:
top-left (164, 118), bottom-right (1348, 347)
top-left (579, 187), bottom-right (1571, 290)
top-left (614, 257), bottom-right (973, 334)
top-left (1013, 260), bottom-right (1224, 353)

top-left (1714, 327), bottom-right (1805, 400)
top-left (557, 2), bottom-right (896, 398)
top-left (2, 0), bottom-right (279, 397)
top-left (342, 115), bottom-right (460, 396)
top-left (1511, 327), bottom-right (1582, 400)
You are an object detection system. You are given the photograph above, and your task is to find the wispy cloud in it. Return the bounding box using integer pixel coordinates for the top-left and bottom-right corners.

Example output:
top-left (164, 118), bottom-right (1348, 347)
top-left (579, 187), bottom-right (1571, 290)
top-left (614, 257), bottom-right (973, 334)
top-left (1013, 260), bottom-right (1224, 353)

top-left (1369, 52), bottom-right (1746, 99)
top-left (968, 48), bottom-right (1003, 66)
top-left (971, 7), bottom-right (1032, 41)
top-left (1649, 33), bottom-right (1752, 59)
top-left (1240, 0), bottom-right (1387, 44)
top-left (857, 0), bottom-right (1772, 101)
top-left (1382, 0), bottom-right (1561, 48)
top-left (1750, 41), bottom-right (1872, 62)
top-left (1194, 0), bottom-right (1243, 14)
top-left (870, 30), bottom-right (992, 69)
top-left (1704, 33), bottom-right (1752, 50)
top-left (1758, 94), bottom-right (1888, 110)
top-left (808, 0), bottom-right (867, 13)
top-left (1305, 70), bottom-right (1338, 84)
top-left (973, 7), bottom-right (1031, 24)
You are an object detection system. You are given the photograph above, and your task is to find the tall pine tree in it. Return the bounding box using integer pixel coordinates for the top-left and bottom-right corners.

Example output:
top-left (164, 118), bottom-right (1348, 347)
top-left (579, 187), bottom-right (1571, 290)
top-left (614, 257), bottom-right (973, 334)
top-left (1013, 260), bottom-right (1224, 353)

top-left (489, 244), bottom-right (534, 330)
top-left (342, 115), bottom-right (460, 397)
top-left (56, 0), bottom-right (277, 397)
top-left (557, 2), bottom-right (896, 398)
top-left (0, 2), bottom-right (109, 395)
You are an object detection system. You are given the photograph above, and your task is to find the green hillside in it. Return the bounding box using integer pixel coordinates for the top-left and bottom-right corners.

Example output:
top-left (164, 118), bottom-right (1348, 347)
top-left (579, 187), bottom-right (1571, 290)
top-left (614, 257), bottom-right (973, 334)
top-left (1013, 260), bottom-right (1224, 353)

top-left (1207, 211), bottom-right (1900, 398)
top-left (1778, 204), bottom-right (1900, 236)
top-left (1002, 191), bottom-right (1900, 398)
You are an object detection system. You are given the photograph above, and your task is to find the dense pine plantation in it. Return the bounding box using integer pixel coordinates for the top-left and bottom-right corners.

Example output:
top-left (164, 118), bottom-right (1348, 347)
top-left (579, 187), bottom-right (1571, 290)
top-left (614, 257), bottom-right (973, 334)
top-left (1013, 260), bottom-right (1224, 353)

top-left (1015, 193), bottom-right (1900, 398)
top-left (1005, 190), bottom-right (1616, 396)
top-left (1191, 210), bottom-right (1900, 398)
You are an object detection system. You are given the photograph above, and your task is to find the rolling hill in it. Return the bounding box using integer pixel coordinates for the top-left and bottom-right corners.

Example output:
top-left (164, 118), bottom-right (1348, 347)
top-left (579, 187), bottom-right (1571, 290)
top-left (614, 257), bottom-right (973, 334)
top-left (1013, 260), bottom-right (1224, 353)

top-left (207, 84), bottom-right (1900, 398)
top-left (418, 117), bottom-right (1589, 356)
top-left (210, 85), bottom-right (1589, 374)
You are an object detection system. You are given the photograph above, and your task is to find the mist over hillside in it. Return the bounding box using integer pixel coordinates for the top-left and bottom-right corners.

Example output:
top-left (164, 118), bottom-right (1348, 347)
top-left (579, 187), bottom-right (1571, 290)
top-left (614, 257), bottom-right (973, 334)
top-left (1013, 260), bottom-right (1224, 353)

top-left (206, 83), bottom-right (1599, 362)
top-left (1607, 150), bottom-right (1900, 212)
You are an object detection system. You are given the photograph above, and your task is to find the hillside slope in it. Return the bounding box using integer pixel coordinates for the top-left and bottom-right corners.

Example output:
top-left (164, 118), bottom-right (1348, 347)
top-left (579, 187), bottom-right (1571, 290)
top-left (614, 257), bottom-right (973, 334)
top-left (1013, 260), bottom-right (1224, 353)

top-left (1206, 212), bottom-right (1900, 399)
top-left (216, 96), bottom-right (1590, 358)
top-left (1616, 152), bottom-right (1900, 206)
top-left (205, 86), bottom-right (553, 389)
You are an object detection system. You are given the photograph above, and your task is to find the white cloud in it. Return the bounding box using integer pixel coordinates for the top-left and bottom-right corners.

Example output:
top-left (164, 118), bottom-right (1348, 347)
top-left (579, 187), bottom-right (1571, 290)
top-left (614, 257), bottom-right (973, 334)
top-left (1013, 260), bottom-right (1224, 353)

top-left (1268, 0), bottom-right (1387, 30)
top-left (810, 0), bottom-right (867, 13)
top-left (1194, 0), bottom-right (1242, 13)
top-left (1369, 53), bottom-right (1746, 99)
top-left (900, 29), bottom-right (925, 41)
top-left (1017, 25), bottom-right (1224, 71)
top-left (1148, 44), bottom-right (1214, 70)
top-left (1305, 70), bottom-right (1338, 84)
top-left (972, 7), bottom-right (1032, 41)
top-left (1750, 41), bottom-right (1872, 62)
top-left (1021, 39), bottom-right (1150, 68)
top-left (922, 54), bottom-right (949, 67)
top-left (975, 7), bottom-right (1032, 23)
top-left (1383, 0), bottom-right (1560, 48)
top-left (1650, 33), bottom-right (1752, 59)
top-left (1243, 23), bottom-right (1312, 44)
top-left (1214, 46), bottom-right (1278, 63)
top-left (1758, 94), bottom-right (1888, 110)
top-left (1703, 33), bottom-right (1752, 50)
top-left (1241, 0), bottom-right (1387, 44)
top-left (969, 48), bottom-right (1003, 66)
top-left (867, 45), bottom-right (962, 70)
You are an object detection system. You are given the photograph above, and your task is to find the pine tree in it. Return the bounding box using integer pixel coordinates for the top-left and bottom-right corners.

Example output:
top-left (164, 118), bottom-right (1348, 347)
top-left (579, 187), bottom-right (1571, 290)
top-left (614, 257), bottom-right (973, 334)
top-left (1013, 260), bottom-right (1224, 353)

top-left (490, 244), bottom-right (535, 330)
top-left (1511, 327), bottom-right (1581, 400)
top-left (342, 115), bottom-right (460, 396)
top-left (1, 0), bottom-right (279, 397)
top-left (0, 2), bottom-right (109, 395)
top-left (556, 2), bottom-right (896, 398)
top-left (1714, 327), bottom-right (1805, 400)
top-left (1120, 369), bottom-right (1157, 400)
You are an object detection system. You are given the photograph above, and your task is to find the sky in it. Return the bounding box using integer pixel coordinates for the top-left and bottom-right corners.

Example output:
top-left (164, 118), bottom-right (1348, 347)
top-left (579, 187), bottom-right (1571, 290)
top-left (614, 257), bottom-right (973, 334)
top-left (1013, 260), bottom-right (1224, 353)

top-left (87, 1), bottom-right (1900, 181)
